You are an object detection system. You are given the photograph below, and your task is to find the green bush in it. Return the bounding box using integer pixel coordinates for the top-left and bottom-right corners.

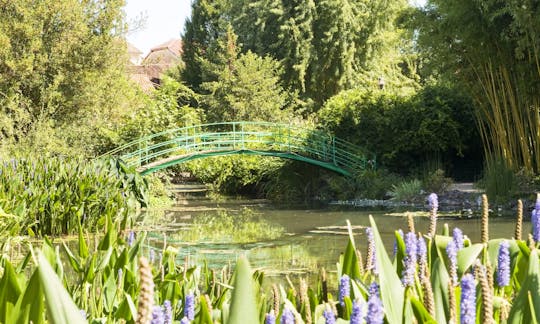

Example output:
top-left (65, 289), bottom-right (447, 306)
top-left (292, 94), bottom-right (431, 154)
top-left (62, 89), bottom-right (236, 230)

top-left (422, 168), bottom-right (453, 193)
top-left (318, 85), bottom-right (481, 177)
top-left (388, 178), bottom-right (423, 202)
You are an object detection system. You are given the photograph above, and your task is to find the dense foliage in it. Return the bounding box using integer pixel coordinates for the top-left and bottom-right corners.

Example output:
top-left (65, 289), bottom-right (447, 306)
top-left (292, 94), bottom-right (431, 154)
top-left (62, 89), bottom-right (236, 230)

top-left (0, 0), bottom-right (143, 157)
top-left (414, 0), bottom-right (540, 174)
top-left (182, 0), bottom-right (417, 110)
top-left (318, 85), bottom-right (482, 177)
top-left (0, 157), bottom-right (147, 236)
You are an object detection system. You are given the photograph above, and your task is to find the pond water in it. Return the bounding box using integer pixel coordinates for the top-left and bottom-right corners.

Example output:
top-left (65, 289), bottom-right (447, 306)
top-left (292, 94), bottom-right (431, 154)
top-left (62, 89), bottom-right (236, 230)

top-left (143, 195), bottom-right (530, 286)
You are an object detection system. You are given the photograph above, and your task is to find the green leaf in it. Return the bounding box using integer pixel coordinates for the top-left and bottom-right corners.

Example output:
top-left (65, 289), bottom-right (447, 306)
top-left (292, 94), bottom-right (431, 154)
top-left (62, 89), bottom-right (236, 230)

top-left (457, 243), bottom-right (483, 277)
top-left (78, 224), bottom-right (89, 259)
top-left (410, 295), bottom-right (438, 323)
top-left (0, 259), bottom-right (22, 323)
top-left (195, 295), bottom-right (213, 324)
top-left (227, 257), bottom-right (259, 324)
top-left (37, 252), bottom-right (86, 324)
top-left (369, 215), bottom-right (403, 323)
top-left (10, 270), bottom-right (44, 324)
top-left (431, 256), bottom-right (449, 323)
top-left (341, 220), bottom-right (361, 279)
top-left (508, 249), bottom-right (540, 323)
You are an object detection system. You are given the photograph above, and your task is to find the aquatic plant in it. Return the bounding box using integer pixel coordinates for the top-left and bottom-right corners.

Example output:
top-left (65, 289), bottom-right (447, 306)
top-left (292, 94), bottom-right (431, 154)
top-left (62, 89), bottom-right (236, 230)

top-left (0, 156), bottom-right (147, 235)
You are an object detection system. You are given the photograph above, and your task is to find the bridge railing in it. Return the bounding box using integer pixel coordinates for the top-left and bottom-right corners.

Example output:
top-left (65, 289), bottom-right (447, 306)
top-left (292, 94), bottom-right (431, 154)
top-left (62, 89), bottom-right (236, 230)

top-left (100, 121), bottom-right (374, 175)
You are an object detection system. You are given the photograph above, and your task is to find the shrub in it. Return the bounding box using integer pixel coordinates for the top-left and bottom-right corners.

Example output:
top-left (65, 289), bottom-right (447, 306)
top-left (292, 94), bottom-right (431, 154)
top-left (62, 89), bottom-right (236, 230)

top-left (388, 179), bottom-right (423, 202)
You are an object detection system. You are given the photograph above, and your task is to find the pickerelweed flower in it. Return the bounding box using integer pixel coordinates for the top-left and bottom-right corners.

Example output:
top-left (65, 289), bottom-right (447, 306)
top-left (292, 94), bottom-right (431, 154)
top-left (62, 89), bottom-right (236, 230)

top-left (184, 293), bottom-right (195, 321)
top-left (366, 227), bottom-right (378, 274)
top-left (265, 312), bottom-right (276, 324)
top-left (452, 228), bottom-right (464, 250)
top-left (323, 307), bottom-right (336, 324)
top-left (180, 317), bottom-right (190, 324)
top-left (339, 274), bottom-right (350, 306)
top-left (497, 240), bottom-right (510, 287)
top-left (393, 229), bottom-right (404, 257)
top-left (428, 193), bottom-right (438, 210)
top-left (127, 231), bottom-right (135, 247)
top-left (163, 300), bottom-right (172, 324)
top-left (350, 299), bottom-right (363, 324)
top-left (446, 240), bottom-right (458, 285)
top-left (533, 195), bottom-right (540, 242)
top-left (460, 274), bottom-right (476, 324)
top-left (428, 193), bottom-right (438, 238)
top-left (280, 307), bottom-right (295, 324)
top-left (417, 235), bottom-right (428, 277)
top-left (402, 232), bottom-right (418, 287)
top-left (151, 305), bottom-right (165, 324)
top-left (366, 283), bottom-right (384, 324)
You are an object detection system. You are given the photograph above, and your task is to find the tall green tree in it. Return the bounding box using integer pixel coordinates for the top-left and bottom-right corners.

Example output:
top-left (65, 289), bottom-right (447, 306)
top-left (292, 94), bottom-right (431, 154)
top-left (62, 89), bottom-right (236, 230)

top-left (0, 0), bottom-right (140, 156)
top-left (181, 0), bottom-right (230, 90)
top-left (415, 0), bottom-right (540, 173)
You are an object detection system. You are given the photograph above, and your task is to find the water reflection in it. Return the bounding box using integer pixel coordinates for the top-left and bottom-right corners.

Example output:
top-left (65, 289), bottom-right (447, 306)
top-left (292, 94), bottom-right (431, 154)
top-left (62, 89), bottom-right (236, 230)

top-left (144, 199), bottom-right (530, 286)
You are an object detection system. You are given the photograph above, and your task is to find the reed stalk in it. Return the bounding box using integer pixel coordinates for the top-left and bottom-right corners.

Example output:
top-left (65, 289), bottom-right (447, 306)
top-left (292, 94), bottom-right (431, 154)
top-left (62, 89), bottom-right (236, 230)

top-left (515, 199), bottom-right (523, 240)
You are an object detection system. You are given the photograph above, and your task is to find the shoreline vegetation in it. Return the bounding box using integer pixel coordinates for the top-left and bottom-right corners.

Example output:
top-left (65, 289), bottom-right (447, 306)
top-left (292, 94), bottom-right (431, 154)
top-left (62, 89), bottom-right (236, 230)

top-left (1, 190), bottom-right (539, 323)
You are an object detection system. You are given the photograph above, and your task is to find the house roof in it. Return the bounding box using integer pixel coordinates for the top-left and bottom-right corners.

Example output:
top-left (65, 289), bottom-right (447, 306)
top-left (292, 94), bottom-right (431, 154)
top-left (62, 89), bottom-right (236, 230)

top-left (127, 42), bottom-right (143, 56)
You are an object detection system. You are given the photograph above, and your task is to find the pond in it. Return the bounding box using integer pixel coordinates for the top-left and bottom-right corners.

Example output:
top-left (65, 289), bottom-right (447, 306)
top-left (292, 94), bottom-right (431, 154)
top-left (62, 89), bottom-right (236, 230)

top-left (143, 195), bottom-right (530, 287)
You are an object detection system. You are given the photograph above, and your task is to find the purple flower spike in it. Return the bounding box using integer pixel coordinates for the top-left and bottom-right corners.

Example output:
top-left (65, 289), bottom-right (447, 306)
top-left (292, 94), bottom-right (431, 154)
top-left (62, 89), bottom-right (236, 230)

top-left (339, 274), bottom-right (350, 306)
top-left (163, 300), bottom-right (172, 324)
top-left (265, 312), bottom-right (276, 324)
top-left (460, 274), bottom-right (476, 324)
top-left (323, 308), bottom-right (336, 324)
top-left (184, 293), bottom-right (195, 321)
top-left (417, 235), bottom-right (427, 262)
top-left (497, 240), bottom-right (510, 287)
top-left (127, 231), bottom-right (135, 247)
top-left (366, 227), bottom-right (378, 274)
top-left (452, 228), bottom-right (464, 250)
top-left (350, 299), bottom-right (363, 324)
top-left (446, 240), bottom-right (458, 284)
top-left (402, 232), bottom-right (418, 287)
top-left (151, 305), bottom-right (165, 324)
top-left (180, 317), bottom-right (190, 324)
top-left (280, 307), bottom-right (295, 324)
top-left (428, 193), bottom-right (438, 210)
top-left (533, 208), bottom-right (540, 242)
top-left (366, 283), bottom-right (384, 324)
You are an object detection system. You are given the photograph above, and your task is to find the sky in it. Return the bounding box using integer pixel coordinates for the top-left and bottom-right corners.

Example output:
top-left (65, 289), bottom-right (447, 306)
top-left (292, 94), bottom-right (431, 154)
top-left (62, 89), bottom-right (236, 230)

top-left (124, 0), bottom-right (192, 56)
top-left (124, 0), bottom-right (427, 56)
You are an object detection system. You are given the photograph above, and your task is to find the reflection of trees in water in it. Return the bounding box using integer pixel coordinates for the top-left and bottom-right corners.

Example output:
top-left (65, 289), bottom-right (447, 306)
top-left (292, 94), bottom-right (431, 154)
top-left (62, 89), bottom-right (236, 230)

top-left (172, 207), bottom-right (284, 243)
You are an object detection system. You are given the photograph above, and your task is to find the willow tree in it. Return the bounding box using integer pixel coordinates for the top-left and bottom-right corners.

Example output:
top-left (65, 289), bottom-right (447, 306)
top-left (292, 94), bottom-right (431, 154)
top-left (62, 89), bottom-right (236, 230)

top-left (415, 0), bottom-right (540, 173)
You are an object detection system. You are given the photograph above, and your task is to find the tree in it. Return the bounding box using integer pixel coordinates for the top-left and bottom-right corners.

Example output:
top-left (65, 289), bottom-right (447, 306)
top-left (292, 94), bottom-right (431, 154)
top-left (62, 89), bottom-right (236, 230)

top-left (0, 0), bottom-right (140, 156)
top-left (181, 0), bottom-right (230, 90)
top-left (201, 49), bottom-right (289, 122)
top-left (182, 0), bottom-right (416, 110)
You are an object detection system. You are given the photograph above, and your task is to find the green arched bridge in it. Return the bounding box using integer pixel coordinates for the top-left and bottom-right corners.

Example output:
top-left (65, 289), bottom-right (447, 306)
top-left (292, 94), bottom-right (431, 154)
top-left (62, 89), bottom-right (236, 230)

top-left (101, 121), bottom-right (374, 176)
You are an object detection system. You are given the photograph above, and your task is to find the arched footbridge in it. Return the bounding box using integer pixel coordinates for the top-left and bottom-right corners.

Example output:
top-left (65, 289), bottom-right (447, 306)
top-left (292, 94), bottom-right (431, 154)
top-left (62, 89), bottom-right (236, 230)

top-left (101, 121), bottom-right (374, 176)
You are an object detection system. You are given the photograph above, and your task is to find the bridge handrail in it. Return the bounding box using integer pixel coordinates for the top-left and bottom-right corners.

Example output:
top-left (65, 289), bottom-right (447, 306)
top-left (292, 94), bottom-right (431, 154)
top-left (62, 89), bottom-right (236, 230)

top-left (100, 121), bottom-right (374, 176)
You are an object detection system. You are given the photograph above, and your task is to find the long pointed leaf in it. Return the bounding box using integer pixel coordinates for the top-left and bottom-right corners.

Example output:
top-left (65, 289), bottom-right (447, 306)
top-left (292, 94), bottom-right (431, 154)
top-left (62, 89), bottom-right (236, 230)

top-left (369, 215), bottom-right (404, 323)
top-left (227, 257), bottom-right (258, 324)
top-left (37, 252), bottom-right (86, 324)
